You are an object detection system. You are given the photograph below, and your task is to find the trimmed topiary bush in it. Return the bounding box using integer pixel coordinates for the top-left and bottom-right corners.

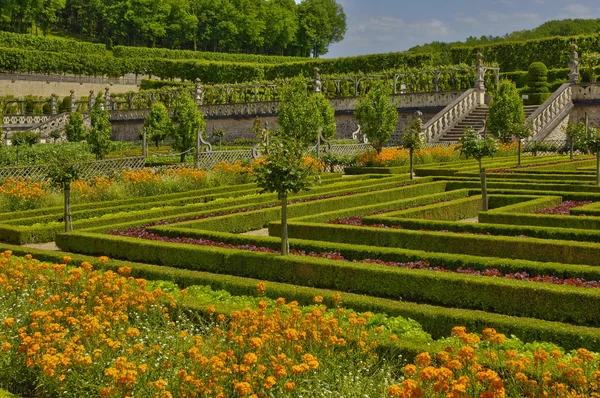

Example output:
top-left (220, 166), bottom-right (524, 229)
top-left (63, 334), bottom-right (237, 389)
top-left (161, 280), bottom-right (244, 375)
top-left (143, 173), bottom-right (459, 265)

top-left (525, 62), bottom-right (551, 105)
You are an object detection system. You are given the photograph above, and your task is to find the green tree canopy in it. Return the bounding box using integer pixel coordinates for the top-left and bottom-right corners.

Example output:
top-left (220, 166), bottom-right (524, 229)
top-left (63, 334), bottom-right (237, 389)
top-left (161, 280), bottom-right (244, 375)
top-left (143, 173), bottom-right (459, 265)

top-left (354, 81), bottom-right (398, 153)
top-left (487, 80), bottom-right (524, 143)
top-left (88, 106), bottom-right (112, 160)
top-left (65, 111), bottom-right (86, 142)
top-left (277, 78), bottom-right (335, 146)
top-left (170, 91), bottom-right (205, 162)
top-left (143, 102), bottom-right (171, 148)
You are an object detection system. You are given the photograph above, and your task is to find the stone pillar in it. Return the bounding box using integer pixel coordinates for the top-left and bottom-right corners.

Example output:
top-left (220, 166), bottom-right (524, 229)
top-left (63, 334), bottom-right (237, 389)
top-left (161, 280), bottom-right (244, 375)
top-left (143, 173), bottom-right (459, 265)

top-left (104, 87), bottom-right (111, 110)
top-left (194, 78), bottom-right (204, 106)
top-left (50, 94), bottom-right (57, 116)
top-left (474, 51), bottom-right (486, 105)
top-left (89, 90), bottom-right (95, 110)
top-left (70, 90), bottom-right (76, 112)
top-left (313, 67), bottom-right (322, 93)
top-left (128, 94), bottom-right (134, 110)
top-left (568, 42), bottom-right (580, 84)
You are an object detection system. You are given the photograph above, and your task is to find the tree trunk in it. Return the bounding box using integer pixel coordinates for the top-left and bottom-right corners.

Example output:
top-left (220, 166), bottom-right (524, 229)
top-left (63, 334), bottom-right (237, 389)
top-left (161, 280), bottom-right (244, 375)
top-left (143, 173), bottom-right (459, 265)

top-left (180, 153), bottom-right (186, 163)
top-left (570, 141), bottom-right (574, 160)
top-left (517, 140), bottom-right (521, 167)
top-left (409, 148), bottom-right (414, 180)
top-left (596, 152), bottom-right (600, 187)
top-left (64, 183), bottom-right (71, 232)
top-left (479, 160), bottom-right (488, 212)
top-left (281, 192), bottom-right (289, 256)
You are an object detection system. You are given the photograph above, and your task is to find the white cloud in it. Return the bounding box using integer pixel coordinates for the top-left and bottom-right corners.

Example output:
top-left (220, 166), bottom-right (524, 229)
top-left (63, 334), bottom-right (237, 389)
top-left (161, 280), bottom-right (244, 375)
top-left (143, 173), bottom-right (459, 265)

top-left (562, 3), bottom-right (592, 18)
top-left (352, 16), bottom-right (452, 38)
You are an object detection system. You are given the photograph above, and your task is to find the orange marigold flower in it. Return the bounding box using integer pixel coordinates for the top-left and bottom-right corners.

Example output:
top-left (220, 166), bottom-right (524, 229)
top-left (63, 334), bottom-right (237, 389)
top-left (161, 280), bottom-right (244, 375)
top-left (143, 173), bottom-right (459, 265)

top-left (284, 381), bottom-right (295, 392)
top-left (416, 352), bottom-right (432, 367)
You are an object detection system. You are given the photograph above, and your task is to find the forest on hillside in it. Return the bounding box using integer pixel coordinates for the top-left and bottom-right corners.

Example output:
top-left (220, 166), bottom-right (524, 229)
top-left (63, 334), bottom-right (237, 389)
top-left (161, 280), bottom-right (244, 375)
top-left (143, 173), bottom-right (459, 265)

top-left (0, 0), bottom-right (346, 57)
top-left (408, 19), bottom-right (600, 54)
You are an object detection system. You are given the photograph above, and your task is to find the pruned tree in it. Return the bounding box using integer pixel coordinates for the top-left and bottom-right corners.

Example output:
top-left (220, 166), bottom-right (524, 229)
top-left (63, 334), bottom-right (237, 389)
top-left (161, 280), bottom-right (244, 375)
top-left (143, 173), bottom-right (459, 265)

top-left (88, 106), bottom-right (112, 160)
top-left (512, 122), bottom-right (533, 167)
top-left (354, 81), bottom-right (398, 154)
top-left (399, 115), bottom-right (425, 179)
top-left (565, 121), bottom-right (587, 159)
top-left (457, 127), bottom-right (499, 211)
top-left (143, 102), bottom-right (171, 149)
top-left (584, 126), bottom-right (600, 186)
top-left (254, 135), bottom-right (320, 255)
top-left (487, 80), bottom-right (524, 143)
top-left (171, 91), bottom-right (205, 163)
top-left (65, 111), bottom-right (87, 142)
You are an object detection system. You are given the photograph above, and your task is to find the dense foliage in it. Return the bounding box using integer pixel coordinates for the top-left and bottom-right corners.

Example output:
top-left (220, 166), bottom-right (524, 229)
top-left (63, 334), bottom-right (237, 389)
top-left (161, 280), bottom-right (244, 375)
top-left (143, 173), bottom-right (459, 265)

top-left (0, 0), bottom-right (346, 57)
top-left (88, 106), bottom-right (112, 160)
top-left (170, 91), bottom-right (205, 162)
top-left (354, 81), bottom-right (398, 154)
top-left (487, 80), bottom-right (524, 143)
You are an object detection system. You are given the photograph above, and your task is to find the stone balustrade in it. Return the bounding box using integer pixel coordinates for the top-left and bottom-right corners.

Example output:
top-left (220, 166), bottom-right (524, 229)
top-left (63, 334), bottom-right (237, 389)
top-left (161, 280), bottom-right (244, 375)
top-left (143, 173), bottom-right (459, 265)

top-left (572, 83), bottom-right (600, 102)
top-left (527, 83), bottom-right (574, 141)
top-left (422, 89), bottom-right (478, 142)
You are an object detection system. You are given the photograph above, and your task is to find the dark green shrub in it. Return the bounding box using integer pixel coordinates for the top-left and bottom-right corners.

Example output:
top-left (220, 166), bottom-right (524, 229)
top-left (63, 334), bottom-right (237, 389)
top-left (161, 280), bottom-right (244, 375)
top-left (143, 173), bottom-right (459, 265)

top-left (525, 62), bottom-right (551, 105)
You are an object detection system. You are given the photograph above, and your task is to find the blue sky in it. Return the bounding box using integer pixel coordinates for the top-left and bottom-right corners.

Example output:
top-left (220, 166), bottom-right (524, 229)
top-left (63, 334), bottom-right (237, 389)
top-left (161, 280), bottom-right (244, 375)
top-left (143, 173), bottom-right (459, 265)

top-left (315, 0), bottom-right (600, 57)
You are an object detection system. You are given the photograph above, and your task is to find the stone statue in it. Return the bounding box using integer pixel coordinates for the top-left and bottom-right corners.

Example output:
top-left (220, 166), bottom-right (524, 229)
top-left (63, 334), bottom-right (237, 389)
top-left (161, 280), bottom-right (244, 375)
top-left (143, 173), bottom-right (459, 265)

top-left (569, 42), bottom-right (580, 84)
top-left (50, 94), bottom-right (57, 115)
top-left (474, 51), bottom-right (485, 90)
top-left (105, 87), bottom-right (111, 110)
top-left (313, 67), bottom-right (322, 93)
top-left (194, 78), bottom-right (205, 106)
top-left (89, 90), bottom-right (95, 110)
top-left (70, 90), bottom-right (76, 113)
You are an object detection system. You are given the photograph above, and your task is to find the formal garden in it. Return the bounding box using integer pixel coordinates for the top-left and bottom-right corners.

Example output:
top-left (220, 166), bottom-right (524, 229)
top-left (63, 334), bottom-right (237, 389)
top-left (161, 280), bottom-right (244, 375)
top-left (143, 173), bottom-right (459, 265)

top-left (3, 8), bottom-right (600, 395)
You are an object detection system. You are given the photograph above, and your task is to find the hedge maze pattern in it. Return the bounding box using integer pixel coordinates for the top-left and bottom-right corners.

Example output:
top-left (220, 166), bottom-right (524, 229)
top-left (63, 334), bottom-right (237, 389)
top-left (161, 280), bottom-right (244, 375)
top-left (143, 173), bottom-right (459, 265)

top-left (3, 155), bottom-right (600, 356)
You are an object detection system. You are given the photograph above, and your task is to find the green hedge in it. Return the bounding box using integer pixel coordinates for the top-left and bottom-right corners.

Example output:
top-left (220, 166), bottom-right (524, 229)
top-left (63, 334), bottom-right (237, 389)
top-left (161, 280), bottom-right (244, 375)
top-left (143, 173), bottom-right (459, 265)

top-left (112, 46), bottom-right (300, 64)
top-left (385, 196), bottom-right (482, 221)
top-left (449, 33), bottom-right (600, 72)
top-left (54, 232), bottom-right (600, 327)
top-left (0, 31), bottom-right (105, 55)
top-left (485, 196), bottom-right (562, 214)
top-left (362, 216), bottom-right (600, 244)
top-left (279, 220), bottom-right (600, 267)
top-left (176, 182), bottom-right (446, 233)
top-left (479, 211), bottom-right (600, 231)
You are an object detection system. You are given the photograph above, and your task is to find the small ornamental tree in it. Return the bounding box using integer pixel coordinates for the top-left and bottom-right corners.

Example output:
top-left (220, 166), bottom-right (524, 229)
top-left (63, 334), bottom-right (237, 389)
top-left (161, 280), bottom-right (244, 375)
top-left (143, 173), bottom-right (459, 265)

top-left (457, 127), bottom-right (498, 211)
top-left (143, 102), bottom-right (171, 149)
top-left (354, 81), bottom-right (398, 153)
top-left (512, 122), bottom-right (533, 167)
top-left (584, 126), bottom-right (600, 186)
top-left (88, 106), bottom-right (112, 160)
top-left (45, 147), bottom-right (88, 232)
top-left (487, 80), bottom-right (524, 143)
top-left (399, 116), bottom-right (425, 179)
top-left (565, 121), bottom-right (587, 159)
top-left (254, 135), bottom-right (319, 255)
top-left (171, 91), bottom-right (205, 163)
top-left (277, 78), bottom-right (334, 146)
top-left (65, 112), bottom-right (87, 142)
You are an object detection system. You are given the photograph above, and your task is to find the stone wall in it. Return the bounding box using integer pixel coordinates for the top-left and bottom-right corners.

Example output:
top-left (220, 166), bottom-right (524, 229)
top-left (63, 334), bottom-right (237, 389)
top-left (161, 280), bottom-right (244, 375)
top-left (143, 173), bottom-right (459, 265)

top-left (0, 79), bottom-right (139, 98)
top-left (110, 108), bottom-right (442, 143)
top-left (571, 104), bottom-right (600, 129)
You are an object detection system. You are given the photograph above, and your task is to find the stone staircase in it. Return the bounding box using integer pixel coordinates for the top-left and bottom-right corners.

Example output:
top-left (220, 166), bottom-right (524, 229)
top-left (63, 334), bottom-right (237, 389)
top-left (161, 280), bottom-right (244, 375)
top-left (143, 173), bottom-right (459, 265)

top-left (436, 105), bottom-right (539, 143)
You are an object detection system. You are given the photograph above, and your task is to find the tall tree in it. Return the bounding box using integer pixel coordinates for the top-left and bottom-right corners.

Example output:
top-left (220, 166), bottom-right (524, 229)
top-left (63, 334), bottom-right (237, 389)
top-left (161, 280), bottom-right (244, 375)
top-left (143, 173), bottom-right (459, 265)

top-left (297, 0), bottom-right (346, 57)
top-left (143, 102), bottom-right (171, 148)
top-left (65, 111), bottom-right (86, 142)
top-left (171, 91), bottom-right (205, 162)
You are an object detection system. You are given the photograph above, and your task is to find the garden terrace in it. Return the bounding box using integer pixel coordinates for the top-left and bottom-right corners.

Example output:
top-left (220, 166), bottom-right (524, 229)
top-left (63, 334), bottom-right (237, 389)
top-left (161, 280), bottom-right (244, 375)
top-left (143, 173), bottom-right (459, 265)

top-left (2, 155), bottom-right (582, 355)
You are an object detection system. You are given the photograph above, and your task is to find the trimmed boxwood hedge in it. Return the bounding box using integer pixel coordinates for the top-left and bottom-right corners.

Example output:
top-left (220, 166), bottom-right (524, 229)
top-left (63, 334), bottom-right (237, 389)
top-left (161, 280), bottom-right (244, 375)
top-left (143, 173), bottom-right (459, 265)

top-left (278, 220), bottom-right (600, 267)
top-left (55, 232), bottom-right (600, 327)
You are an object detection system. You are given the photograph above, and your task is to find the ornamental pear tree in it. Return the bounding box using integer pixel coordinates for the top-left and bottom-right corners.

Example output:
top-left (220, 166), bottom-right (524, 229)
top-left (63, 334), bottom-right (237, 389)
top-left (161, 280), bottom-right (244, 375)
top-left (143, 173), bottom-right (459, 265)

top-left (88, 105), bottom-right (112, 160)
top-left (65, 111), bottom-right (87, 142)
top-left (399, 113), bottom-right (425, 180)
top-left (143, 102), bottom-right (172, 149)
top-left (487, 80), bottom-right (524, 143)
top-left (354, 81), bottom-right (398, 154)
top-left (171, 91), bottom-right (205, 163)
top-left (511, 122), bottom-right (532, 167)
top-left (565, 121), bottom-right (587, 159)
top-left (457, 127), bottom-right (499, 211)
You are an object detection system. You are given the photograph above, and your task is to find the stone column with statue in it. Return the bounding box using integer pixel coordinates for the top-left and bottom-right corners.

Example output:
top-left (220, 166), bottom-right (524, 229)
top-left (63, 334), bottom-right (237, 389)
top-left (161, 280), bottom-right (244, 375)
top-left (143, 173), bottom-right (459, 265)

top-left (474, 52), bottom-right (486, 105)
top-left (568, 42), bottom-right (580, 84)
top-left (313, 68), bottom-right (322, 94)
